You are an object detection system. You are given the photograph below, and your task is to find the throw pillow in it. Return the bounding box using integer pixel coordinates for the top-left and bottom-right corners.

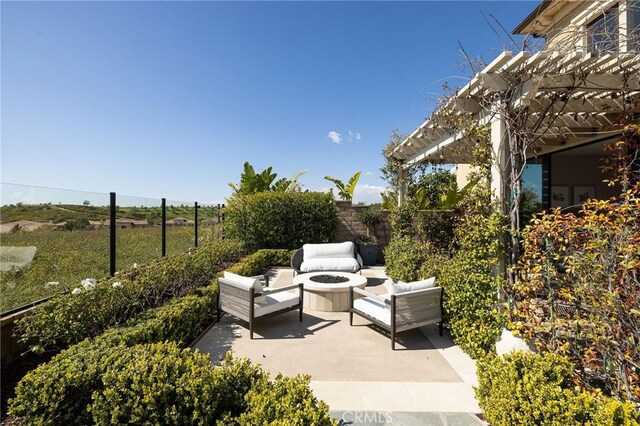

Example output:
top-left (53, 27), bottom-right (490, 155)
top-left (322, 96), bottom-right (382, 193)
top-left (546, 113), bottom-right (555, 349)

top-left (223, 272), bottom-right (266, 304)
top-left (388, 276), bottom-right (436, 296)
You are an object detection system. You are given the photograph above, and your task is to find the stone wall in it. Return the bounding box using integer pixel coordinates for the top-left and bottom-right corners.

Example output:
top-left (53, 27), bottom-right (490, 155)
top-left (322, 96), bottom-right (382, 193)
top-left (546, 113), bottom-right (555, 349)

top-left (333, 201), bottom-right (391, 263)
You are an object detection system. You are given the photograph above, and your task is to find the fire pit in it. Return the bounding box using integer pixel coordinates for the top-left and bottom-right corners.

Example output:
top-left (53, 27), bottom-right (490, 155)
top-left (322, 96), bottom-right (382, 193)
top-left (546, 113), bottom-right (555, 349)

top-left (293, 271), bottom-right (368, 312)
top-left (309, 274), bottom-right (350, 284)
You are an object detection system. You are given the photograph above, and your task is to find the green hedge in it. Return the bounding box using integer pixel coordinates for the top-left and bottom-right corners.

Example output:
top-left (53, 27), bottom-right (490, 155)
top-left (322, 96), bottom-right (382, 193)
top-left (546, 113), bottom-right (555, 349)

top-left (231, 374), bottom-right (335, 425)
top-left (224, 249), bottom-right (296, 277)
top-left (476, 352), bottom-right (640, 426)
top-left (225, 192), bottom-right (337, 249)
top-left (15, 240), bottom-right (245, 352)
top-left (90, 342), bottom-right (219, 425)
top-left (9, 249), bottom-right (320, 425)
top-left (9, 284), bottom-right (220, 425)
top-left (11, 342), bottom-right (334, 425)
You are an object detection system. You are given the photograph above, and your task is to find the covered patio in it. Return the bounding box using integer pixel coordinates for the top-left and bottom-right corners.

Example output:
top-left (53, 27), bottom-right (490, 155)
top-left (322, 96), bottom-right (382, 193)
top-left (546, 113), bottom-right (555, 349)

top-left (193, 267), bottom-right (484, 425)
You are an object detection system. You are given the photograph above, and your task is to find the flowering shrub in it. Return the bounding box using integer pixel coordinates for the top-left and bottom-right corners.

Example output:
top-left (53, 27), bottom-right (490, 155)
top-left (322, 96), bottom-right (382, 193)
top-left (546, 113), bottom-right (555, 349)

top-left (15, 240), bottom-right (245, 352)
top-left (512, 185), bottom-right (640, 403)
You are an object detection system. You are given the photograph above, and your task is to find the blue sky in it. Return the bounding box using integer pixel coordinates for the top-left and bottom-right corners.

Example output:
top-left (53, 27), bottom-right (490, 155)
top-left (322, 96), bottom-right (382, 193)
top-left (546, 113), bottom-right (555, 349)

top-left (2, 1), bottom-right (536, 205)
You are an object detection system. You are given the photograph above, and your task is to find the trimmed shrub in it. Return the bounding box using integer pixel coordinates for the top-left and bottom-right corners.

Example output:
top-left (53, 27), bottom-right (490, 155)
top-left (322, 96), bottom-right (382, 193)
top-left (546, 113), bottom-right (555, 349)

top-left (91, 342), bottom-right (217, 425)
top-left (212, 353), bottom-right (269, 419)
top-left (225, 192), bottom-right (337, 249)
top-left (225, 249), bottom-right (296, 277)
top-left (476, 352), bottom-right (640, 426)
top-left (231, 374), bottom-right (336, 425)
top-left (9, 287), bottom-right (219, 425)
top-left (16, 240), bottom-right (245, 352)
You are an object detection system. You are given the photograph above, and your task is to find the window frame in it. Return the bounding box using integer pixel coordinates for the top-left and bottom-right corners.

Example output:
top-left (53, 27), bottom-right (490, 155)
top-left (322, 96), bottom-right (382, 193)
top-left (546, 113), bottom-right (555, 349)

top-left (586, 3), bottom-right (620, 53)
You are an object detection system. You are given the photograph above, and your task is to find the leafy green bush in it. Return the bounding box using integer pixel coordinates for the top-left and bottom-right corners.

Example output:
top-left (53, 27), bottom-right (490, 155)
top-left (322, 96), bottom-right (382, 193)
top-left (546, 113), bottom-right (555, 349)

top-left (476, 352), bottom-right (640, 426)
top-left (63, 218), bottom-right (92, 231)
top-left (389, 203), bottom-right (415, 239)
top-left (91, 342), bottom-right (217, 425)
top-left (15, 240), bottom-right (245, 352)
top-left (437, 254), bottom-right (504, 359)
top-left (212, 353), bottom-right (269, 419)
top-left (231, 374), bottom-right (336, 425)
top-left (383, 237), bottom-right (429, 282)
top-left (9, 285), bottom-right (220, 424)
top-left (417, 210), bottom-right (459, 252)
top-left (434, 182), bottom-right (505, 359)
top-left (225, 192), bottom-right (337, 249)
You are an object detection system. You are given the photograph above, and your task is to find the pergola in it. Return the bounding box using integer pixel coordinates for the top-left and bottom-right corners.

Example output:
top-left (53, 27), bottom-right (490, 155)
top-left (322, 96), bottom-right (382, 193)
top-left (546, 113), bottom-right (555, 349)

top-left (391, 50), bottom-right (640, 205)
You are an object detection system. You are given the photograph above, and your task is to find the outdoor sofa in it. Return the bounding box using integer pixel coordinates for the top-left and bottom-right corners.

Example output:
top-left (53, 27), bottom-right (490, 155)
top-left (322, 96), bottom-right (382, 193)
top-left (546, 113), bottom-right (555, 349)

top-left (217, 272), bottom-right (303, 339)
top-left (291, 241), bottom-right (363, 275)
top-left (349, 277), bottom-right (443, 350)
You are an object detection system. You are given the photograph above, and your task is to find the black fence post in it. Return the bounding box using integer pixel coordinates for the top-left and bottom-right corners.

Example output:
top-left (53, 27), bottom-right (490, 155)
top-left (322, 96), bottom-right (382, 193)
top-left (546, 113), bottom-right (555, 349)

top-left (194, 201), bottom-right (199, 248)
top-left (221, 204), bottom-right (225, 239)
top-left (161, 198), bottom-right (166, 257)
top-left (110, 192), bottom-right (116, 276)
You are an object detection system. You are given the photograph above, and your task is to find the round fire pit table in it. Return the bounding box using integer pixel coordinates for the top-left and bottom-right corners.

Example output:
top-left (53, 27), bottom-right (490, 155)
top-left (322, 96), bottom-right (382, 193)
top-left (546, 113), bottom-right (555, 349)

top-left (293, 271), bottom-right (368, 312)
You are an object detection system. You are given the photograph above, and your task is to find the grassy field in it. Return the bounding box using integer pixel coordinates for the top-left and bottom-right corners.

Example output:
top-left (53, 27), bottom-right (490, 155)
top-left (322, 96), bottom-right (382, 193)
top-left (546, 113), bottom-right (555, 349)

top-left (0, 203), bottom-right (222, 224)
top-left (0, 225), bottom-right (222, 313)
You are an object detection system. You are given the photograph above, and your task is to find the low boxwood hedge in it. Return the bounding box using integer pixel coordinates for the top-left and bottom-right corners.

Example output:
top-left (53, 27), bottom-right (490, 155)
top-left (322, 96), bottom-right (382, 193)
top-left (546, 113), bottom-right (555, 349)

top-left (9, 249), bottom-right (307, 425)
top-left (9, 285), bottom-right (220, 425)
top-left (224, 248), bottom-right (296, 277)
top-left (15, 240), bottom-right (246, 352)
top-left (476, 352), bottom-right (640, 425)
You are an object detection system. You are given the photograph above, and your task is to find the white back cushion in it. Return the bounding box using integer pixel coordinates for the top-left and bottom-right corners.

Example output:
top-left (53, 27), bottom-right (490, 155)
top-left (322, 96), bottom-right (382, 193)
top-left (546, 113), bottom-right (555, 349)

top-left (300, 257), bottom-right (360, 273)
top-left (303, 242), bottom-right (355, 261)
top-left (223, 272), bottom-right (265, 303)
top-left (388, 277), bottom-right (436, 295)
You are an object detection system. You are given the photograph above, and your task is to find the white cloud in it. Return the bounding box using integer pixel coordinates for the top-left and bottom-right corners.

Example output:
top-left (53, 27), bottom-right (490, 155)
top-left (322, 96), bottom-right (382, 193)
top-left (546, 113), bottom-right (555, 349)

top-left (327, 131), bottom-right (342, 144)
top-left (363, 171), bottom-right (374, 176)
top-left (352, 184), bottom-right (386, 205)
top-left (348, 130), bottom-right (362, 142)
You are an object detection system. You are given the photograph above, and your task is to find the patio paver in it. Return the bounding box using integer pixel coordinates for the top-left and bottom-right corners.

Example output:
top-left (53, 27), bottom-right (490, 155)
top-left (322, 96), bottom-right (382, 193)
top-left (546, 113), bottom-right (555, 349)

top-left (193, 267), bottom-right (484, 424)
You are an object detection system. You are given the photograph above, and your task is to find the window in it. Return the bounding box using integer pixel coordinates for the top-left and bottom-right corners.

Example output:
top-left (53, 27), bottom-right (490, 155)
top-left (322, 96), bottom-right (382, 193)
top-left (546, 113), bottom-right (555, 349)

top-left (587, 4), bottom-right (619, 53)
top-left (630, 0), bottom-right (640, 51)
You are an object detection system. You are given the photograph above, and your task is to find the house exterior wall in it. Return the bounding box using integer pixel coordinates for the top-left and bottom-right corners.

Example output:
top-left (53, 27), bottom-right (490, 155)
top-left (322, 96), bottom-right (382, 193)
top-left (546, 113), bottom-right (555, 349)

top-left (523, 0), bottom-right (637, 53)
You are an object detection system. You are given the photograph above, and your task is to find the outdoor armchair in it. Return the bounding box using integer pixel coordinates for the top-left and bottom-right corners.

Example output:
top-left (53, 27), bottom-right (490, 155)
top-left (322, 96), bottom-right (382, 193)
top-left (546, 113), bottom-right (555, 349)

top-left (217, 272), bottom-right (304, 339)
top-left (349, 284), bottom-right (443, 350)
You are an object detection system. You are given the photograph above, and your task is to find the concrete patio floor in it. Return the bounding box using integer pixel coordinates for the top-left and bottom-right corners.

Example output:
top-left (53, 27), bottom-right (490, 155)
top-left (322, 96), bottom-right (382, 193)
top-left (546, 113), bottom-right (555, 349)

top-left (193, 267), bottom-right (484, 425)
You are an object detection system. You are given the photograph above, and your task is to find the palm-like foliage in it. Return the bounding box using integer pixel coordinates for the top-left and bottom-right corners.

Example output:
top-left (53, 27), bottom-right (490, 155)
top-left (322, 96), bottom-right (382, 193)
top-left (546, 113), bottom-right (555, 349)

top-left (324, 172), bottom-right (361, 201)
top-left (229, 162), bottom-right (305, 196)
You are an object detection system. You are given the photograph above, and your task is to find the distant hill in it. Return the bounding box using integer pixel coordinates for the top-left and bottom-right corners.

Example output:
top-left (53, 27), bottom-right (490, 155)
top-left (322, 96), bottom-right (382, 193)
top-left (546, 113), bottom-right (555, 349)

top-left (0, 204), bottom-right (221, 224)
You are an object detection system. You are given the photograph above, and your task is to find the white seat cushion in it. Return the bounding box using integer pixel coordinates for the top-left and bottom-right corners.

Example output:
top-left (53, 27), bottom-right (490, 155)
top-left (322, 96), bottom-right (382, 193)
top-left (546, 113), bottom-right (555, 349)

top-left (353, 296), bottom-right (391, 326)
top-left (303, 242), bottom-right (355, 260)
top-left (388, 277), bottom-right (436, 296)
top-left (254, 290), bottom-right (299, 317)
top-left (223, 272), bottom-right (266, 304)
top-left (300, 258), bottom-right (361, 273)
